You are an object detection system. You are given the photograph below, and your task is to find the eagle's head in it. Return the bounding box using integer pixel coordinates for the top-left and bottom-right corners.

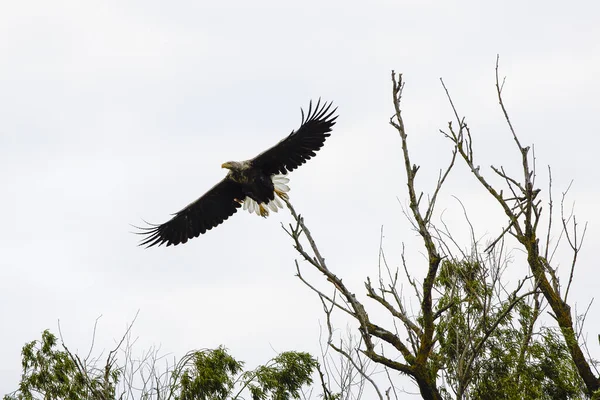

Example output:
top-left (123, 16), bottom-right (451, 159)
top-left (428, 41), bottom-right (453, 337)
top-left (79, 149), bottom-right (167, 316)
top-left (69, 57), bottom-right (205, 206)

top-left (221, 161), bottom-right (247, 171)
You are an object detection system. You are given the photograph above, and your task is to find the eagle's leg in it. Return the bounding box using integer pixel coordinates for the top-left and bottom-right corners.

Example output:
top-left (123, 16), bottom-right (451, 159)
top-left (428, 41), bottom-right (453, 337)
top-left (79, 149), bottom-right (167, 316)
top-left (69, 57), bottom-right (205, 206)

top-left (258, 204), bottom-right (269, 217)
top-left (274, 189), bottom-right (289, 200)
top-left (273, 175), bottom-right (290, 200)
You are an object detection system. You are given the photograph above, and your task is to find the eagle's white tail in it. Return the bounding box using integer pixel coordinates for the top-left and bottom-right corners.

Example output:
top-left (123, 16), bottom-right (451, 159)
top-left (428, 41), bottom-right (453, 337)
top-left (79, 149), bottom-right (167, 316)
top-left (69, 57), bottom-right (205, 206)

top-left (243, 175), bottom-right (290, 217)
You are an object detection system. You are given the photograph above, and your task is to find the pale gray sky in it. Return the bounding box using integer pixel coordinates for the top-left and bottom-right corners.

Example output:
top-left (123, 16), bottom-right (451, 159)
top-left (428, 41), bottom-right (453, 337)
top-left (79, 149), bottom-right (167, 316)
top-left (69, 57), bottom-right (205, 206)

top-left (1, 0), bottom-right (599, 396)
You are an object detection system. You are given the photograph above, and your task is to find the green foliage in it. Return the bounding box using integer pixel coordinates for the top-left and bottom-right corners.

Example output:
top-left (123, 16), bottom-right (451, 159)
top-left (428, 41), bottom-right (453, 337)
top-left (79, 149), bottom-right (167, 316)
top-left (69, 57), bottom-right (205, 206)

top-left (243, 352), bottom-right (317, 400)
top-left (3, 330), bottom-right (117, 400)
top-left (174, 348), bottom-right (316, 400)
top-left (177, 347), bottom-right (243, 400)
top-left (434, 259), bottom-right (587, 399)
top-left (5, 332), bottom-right (317, 400)
top-left (435, 259), bottom-right (492, 381)
top-left (469, 324), bottom-right (587, 399)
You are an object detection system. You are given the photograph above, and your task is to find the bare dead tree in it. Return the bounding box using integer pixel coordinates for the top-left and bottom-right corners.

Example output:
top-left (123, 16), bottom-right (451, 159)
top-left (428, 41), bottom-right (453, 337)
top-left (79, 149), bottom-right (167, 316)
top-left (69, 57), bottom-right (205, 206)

top-left (428, 199), bottom-right (542, 399)
top-left (282, 70), bottom-right (462, 399)
top-left (440, 56), bottom-right (599, 396)
top-left (56, 311), bottom-right (176, 400)
top-left (314, 322), bottom-right (378, 400)
top-left (284, 66), bottom-right (597, 399)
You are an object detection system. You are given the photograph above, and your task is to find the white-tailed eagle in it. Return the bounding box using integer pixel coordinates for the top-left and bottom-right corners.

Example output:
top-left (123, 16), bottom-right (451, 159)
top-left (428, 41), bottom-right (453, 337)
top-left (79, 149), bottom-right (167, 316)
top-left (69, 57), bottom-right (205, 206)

top-left (137, 99), bottom-right (337, 247)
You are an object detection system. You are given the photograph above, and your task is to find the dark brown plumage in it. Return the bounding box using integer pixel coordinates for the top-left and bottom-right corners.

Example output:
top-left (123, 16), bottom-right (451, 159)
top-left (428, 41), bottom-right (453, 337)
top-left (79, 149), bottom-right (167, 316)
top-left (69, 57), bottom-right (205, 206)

top-left (137, 99), bottom-right (337, 247)
top-left (252, 100), bottom-right (337, 175)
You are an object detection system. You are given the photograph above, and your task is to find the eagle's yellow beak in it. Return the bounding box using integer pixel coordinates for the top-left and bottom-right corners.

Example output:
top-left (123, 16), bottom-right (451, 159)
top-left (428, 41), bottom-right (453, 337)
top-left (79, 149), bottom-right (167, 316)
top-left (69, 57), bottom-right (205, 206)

top-left (221, 162), bottom-right (231, 169)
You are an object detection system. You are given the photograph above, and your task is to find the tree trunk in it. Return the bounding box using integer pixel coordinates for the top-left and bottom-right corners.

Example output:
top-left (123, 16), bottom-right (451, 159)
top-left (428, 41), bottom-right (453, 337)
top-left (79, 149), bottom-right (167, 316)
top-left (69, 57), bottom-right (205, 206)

top-left (415, 372), bottom-right (442, 400)
top-left (526, 241), bottom-right (600, 396)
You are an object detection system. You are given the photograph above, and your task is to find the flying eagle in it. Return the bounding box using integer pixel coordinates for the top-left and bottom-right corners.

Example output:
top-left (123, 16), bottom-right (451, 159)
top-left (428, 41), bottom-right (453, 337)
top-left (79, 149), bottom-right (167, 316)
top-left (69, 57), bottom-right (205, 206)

top-left (137, 99), bottom-right (337, 247)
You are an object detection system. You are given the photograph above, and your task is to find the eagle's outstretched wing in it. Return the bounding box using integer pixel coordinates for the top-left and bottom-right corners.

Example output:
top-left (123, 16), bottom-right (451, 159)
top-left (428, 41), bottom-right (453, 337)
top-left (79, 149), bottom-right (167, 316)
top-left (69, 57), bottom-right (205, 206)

top-left (136, 179), bottom-right (245, 247)
top-left (251, 99), bottom-right (338, 175)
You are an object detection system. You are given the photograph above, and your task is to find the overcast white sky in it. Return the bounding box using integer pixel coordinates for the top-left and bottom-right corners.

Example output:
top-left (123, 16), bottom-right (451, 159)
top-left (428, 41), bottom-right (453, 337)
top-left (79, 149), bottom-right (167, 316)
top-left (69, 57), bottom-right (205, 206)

top-left (1, 0), bottom-right (599, 396)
